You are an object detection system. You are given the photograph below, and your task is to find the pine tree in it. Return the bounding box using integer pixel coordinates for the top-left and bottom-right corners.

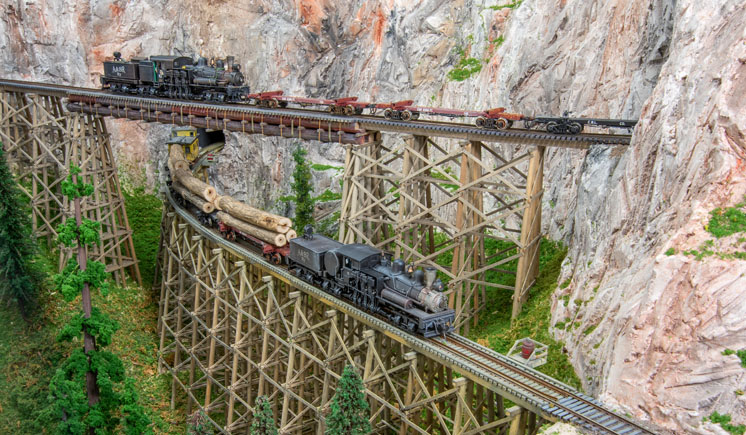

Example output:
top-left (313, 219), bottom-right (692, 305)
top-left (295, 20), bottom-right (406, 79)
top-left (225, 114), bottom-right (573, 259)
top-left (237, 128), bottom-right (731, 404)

top-left (0, 146), bottom-right (42, 315)
top-left (291, 145), bottom-right (315, 234)
top-left (48, 165), bottom-right (152, 434)
top-left (250, 395), bottom-right (278, 435)
top-left (325, 365), bottom-right (371, 435)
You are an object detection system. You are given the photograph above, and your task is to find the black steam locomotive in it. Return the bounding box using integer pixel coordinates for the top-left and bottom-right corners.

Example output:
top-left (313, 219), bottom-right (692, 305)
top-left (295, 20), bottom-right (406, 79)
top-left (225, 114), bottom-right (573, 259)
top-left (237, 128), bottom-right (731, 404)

top-left (101, 52), bottom-right (249, 102)
top-left (288, 229), bottom-right (454, 338)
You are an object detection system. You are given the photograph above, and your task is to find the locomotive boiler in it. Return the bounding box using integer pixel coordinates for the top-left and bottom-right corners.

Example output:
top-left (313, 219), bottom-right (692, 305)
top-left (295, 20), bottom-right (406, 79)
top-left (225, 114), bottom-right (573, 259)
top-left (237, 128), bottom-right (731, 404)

top-left (288, 229), bottom-right (454, 337)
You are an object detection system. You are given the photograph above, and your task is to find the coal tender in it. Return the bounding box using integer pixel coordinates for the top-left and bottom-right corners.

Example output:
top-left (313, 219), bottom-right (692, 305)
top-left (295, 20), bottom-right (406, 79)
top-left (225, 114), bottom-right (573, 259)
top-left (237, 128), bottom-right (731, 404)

top-left (288, 228), bottom-right (454, 338)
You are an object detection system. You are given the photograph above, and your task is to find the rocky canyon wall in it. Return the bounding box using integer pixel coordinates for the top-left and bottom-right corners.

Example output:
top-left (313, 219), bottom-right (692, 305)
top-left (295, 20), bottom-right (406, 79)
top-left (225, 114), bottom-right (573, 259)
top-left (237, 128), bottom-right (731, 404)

top-left (2, 0), bottom-right (745, 432)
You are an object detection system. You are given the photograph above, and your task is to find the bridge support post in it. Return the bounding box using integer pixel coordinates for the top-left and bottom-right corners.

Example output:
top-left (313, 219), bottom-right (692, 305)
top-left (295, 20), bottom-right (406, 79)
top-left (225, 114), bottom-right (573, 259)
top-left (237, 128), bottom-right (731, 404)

top-left (0, 89), bottom-right (140, 284)
top-left (513, 146), bottom-right (545, 320)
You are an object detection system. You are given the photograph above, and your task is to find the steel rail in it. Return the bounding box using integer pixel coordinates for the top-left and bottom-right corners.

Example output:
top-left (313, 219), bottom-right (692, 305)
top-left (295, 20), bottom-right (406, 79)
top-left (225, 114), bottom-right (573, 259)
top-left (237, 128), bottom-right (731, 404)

top-left (434, 335), bottom-right (652, 434)
top-left (0, 78), bottom-right (633, 148)
top-left (163, 189), bottom-right (652, 434)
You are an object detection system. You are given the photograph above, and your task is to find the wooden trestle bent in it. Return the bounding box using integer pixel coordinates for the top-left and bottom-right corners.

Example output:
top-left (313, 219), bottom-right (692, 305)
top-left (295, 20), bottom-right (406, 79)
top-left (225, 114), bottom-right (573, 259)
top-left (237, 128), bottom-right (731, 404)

top-left (157, 202), bottom-right (539, 434)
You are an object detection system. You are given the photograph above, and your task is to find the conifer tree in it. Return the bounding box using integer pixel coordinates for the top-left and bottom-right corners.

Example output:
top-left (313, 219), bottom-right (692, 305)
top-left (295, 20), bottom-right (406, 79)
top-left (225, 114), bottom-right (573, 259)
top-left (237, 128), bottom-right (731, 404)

top-left (291, 145), bottom-right (315, 234)
top-left (0, 146), bottom-right (42, 315)
top-left (250, 395), bottom-right (278, 435)
top-left (48, 165), bottom-right (151, 434)
top-left (325, 365), bottom-right (371, 435)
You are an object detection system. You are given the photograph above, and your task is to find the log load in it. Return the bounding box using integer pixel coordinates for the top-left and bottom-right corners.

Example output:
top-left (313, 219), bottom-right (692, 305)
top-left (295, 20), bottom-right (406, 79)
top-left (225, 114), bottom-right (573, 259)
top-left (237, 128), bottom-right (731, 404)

top-left (168, 145), bottom-right (190, 172)
top-left (171, 168), bottom-right (217, 202)
top-left (215, 195), bottom-right (292, 233)
top-left (285, 229), bottom-right (298, 240)
top-left (172, 182), bottom-right (215, 214)
top-left (217, 212), bottom-right (287, 247)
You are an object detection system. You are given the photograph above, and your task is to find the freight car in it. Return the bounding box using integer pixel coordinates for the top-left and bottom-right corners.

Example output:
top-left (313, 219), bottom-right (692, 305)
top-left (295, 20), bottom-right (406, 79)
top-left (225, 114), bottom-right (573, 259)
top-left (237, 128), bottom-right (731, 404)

top-left (101, 52), bottom-right (249, 102)
top-left (288, 228), bottom-right (454, 338)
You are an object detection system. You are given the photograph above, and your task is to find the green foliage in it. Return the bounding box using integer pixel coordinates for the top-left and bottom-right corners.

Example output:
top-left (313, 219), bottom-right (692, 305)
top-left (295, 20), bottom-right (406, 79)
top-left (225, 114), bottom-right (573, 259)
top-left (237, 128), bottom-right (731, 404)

top-left (559, 278), bottom-right (571, 289)
top-left (315, 189), bottom-right (343, 203)
top-left (250, 396), bottom-right (278, 435)
top-left (467, 239), bottom-right (583, 389)
top-left (187, 411), bottom-right (214, 435)
top-left (325, 365), bottom-right (371, 435)
top-left (447, 47), bottom-right (483, 82)
top-left (708, 199), bottom-right (746, 238)
top-left (123, 187), bottom-right (163, 287)
top-left (492, 35), bottom-right (505, 47)
top-left (664, 247), bottom-right (675, 256)
top-left (291, 145), bottom-right (315, 234)
top-left (49, 164), bottom-right (152, 434)
top-left (723, 349), bottom-right (746, 367)
top-left (57, 307), bottom-right (120, 347)
top-left (53, 259), bottom-right (110, 302)
top-left (0, 146), bottom-right (43, 315)
top-left (582, 325), bottom-right (597, 335)
top-left (60, 165), bottom-right (94, 199)
top-left (489, 0), bottom-right (523, 10)
top-left (311, 164), bottom-right (344, 172)
top-left (705, 412), bottom-right (746, 435)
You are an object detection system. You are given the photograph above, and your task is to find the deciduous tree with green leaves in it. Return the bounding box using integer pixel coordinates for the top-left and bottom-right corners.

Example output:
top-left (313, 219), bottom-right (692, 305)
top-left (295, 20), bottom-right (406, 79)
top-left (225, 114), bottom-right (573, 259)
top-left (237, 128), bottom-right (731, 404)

top-left (325, 365), bottom-right (371, 435)
top-left (48, 165), bottom-right (151, 435)
top-left (291, 145), bottom-right (315, 234)
top-left (0, 146), bottom-right (42, 316)
top-left (250, 395), bottom-right (278, 435)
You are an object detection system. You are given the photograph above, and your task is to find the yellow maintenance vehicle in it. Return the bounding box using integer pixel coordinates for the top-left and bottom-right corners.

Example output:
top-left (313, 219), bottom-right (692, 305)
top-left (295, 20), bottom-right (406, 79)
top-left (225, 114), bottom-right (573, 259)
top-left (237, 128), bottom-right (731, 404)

top-left (167, 127), bottom-right (224, 181)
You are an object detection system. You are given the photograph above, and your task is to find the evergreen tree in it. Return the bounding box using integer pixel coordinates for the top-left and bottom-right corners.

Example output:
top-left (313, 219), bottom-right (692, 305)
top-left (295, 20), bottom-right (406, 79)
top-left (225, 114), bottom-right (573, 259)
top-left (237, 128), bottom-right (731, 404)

top-left (250, 395), bottom-right (278, 435)
top-left (48, 165), bottom-right (151, 435)
top-left (291, 145), bottom-right (315, 234)
top-left (325, 365), bottom-right (371, 435)
top-left (0, 146), bottom-right (42, 315)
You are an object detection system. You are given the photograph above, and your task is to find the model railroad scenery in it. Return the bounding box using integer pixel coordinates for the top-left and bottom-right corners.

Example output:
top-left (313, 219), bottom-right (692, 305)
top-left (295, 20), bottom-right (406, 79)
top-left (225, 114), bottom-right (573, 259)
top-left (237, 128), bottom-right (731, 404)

top-left (1, 2), bottom-right (744, 435)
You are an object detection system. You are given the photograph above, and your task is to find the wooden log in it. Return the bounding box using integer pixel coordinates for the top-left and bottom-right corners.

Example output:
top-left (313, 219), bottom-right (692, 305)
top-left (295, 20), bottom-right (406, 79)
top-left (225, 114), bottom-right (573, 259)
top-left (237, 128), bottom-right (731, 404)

top-left (217, 212), bottom-right (287, 247)
top-left (172, 182), bottom-right (215, 214)
top-left (172, 168), bottom-right (217, 202)
top-left (169, 145), bottom-right (189, 171)
top-left (285, 229), bottom-right (298, 241)
top-left (215, 195), bottom-right (292, 233)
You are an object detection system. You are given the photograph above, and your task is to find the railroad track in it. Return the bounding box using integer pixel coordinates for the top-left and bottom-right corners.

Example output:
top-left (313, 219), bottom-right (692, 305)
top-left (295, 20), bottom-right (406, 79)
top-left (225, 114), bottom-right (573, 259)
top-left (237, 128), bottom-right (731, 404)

top-left (432, 335), bottom-right (653, 434)
top-left (0, 78), bottom-right (633, 147)
top-left (163, 189), bottom-right (654, 434)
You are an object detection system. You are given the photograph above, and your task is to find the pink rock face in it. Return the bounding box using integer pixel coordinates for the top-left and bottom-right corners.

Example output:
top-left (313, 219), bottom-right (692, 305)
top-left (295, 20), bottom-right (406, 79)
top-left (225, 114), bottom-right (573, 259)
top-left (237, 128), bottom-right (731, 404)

top-left (2, 0), bottom-right (745, 431)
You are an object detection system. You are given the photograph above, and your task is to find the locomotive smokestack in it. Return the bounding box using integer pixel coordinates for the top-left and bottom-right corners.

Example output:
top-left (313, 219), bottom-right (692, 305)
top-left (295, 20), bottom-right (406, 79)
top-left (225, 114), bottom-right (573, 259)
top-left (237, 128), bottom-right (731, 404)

top-left (425, 267), bottom-right (436, 287)
top-left (226, 56), bottom-right (234, 72)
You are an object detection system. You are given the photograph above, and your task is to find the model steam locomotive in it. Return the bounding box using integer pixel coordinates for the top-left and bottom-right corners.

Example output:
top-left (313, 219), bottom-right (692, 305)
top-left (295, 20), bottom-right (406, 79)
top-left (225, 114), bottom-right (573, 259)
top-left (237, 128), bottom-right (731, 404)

top-left (101, 52), bottom-right (248, 102)
top-left (101, 52), bottom-right (637, 134)
top-left (288, 228), bottom-right (454, 338)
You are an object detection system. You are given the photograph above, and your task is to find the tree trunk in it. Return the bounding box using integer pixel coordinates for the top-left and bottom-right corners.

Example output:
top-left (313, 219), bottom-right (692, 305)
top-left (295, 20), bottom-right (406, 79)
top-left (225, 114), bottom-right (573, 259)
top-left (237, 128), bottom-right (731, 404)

top-left (285, 229), bottom-right (298, 240)
top-left (215, 195), bottom-right (292, 233)
top-left (217, 212), bottom-right (287, 246)
top-left (168, 145), bottom-right (189, 171)
top-left (73, 177), bottom-right (100, 412)
top-left (171, 168), bottom-right (217, 202)
top-left (172, 182), bottom-right (215, 213)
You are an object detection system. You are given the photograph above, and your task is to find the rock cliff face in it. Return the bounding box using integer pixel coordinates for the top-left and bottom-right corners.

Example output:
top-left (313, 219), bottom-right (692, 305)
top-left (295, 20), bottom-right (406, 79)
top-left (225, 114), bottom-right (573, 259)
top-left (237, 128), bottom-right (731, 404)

top-left (2, 0), bottom-right (745, 431)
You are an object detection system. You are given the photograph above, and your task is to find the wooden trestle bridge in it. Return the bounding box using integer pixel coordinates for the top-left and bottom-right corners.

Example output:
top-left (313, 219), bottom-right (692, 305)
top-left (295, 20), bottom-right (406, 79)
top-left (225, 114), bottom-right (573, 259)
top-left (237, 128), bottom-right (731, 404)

top-left (0, 79), bottom-right (651, 434)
